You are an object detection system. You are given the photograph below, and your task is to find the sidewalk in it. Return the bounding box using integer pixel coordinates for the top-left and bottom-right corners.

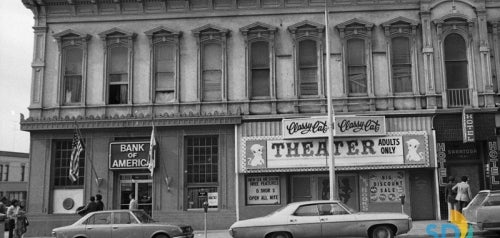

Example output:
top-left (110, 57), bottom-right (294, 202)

top-left (17, 220), bottom-right (498, 238)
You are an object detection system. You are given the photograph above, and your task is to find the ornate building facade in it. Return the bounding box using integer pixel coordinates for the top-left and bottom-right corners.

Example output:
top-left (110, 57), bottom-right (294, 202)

top-left (21, 0), bottom-right (500, 236)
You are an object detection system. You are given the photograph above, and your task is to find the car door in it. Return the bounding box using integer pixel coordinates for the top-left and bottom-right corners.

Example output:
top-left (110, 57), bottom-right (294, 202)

top-left (288, 204), bottom-right (322, 238)
top-left (111, 211), bottom-right (144, 238)
top-left (84, 212), bottom-right (112, 238)
top-left (319, 203), bottom-right (358, 238)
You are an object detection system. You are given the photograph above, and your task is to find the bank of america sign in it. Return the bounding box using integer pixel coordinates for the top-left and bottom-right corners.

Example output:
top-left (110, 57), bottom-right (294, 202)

top-left (282, 116), bottom-right (386, 139)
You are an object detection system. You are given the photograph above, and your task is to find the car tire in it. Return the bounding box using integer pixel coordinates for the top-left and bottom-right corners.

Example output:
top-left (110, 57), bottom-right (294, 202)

top-left (153, 234), bottom-right (170, 238)
top-left (370, 225), bottom-right (394, 238)
top-left (269, 232), bottom-right (291, 238)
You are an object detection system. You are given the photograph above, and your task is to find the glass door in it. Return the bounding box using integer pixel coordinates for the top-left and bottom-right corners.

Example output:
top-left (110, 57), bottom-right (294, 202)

top-left (119, 174), bottom-right (153, 215)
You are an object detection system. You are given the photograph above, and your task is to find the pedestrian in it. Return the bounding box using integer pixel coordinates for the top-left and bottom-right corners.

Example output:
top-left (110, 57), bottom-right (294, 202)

top-left (95, 194), bottom-right (104, 211)
top-left (444, 176), bottom-right (457, 222)
top-left (129, 193), bottom-right (138, 210)
top-left (453, 175), bottom-right (473, 213)
top-left (6, 199), bottom-right (20, 238)
top-left (76, 196), bottom-right (99, 216)
top-left (13, 207), bottom-right (28, 238)
top-left (0, 197), bottom-right (8, 214)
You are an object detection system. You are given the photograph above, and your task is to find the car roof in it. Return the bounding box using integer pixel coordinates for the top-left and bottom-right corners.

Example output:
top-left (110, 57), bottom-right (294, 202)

top-left (478, 190), bottom-right (500, 194)
top-left (288, 200), bottom-right (343, 206)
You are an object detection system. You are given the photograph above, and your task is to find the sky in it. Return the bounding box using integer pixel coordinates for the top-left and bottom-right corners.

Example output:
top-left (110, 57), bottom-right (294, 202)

top-left (0, 0), bottom-right (33, 153)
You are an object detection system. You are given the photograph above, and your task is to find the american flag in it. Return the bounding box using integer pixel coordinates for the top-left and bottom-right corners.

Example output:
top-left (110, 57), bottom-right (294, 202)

top-left (148, 125), bottom-right (157, 177)
top-left (69, 131), bottom-right (84, 182)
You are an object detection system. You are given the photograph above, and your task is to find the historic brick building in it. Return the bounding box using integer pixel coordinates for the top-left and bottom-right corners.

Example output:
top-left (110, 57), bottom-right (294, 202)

top-left (20, 0), bottom-right (500, 236)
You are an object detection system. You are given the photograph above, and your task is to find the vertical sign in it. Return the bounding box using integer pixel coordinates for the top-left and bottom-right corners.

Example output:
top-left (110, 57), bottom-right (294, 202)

top-left (462, 108), bottom-right (475, 143)
top-left (489, 141), bottom-right (500, 185)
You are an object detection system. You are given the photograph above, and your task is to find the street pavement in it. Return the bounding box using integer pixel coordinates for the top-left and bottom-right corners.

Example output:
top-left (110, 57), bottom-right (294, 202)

top-left (11, 220), bottom-right (500, 237)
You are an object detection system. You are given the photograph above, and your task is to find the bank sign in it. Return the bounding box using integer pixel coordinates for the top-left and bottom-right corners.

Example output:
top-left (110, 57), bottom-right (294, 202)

top-left (109, 142), bottom-right (151, 170)
top-left (282, 116), bottom-right (386, 139)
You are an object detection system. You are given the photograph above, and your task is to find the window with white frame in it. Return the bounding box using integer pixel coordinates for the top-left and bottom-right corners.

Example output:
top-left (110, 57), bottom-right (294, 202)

top-left (288, 20), bottom-right (325, 97)
top-left (240, 22), bottom-right (277, 99)
top-left (99, 28), bottom-right (136, 105)
top-left (53, 30), bottom-right (90, 105)
top-left (145, 27), bottom-right (181, 103)
top-left (192, 25), bottom-right (229, 102)
top-left (382, 17), bottom-right (418, 94)
top-left (337, 19), bottom-right (374, 96)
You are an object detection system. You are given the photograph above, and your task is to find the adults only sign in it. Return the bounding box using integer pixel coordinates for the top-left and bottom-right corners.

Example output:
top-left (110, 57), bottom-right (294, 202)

top-left (109, 142), bottom-right (151, 169)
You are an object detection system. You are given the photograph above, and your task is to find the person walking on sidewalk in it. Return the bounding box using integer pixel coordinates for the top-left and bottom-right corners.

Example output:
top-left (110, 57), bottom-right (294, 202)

top-left (6, 199), bottom-right (20, 238)
top-left (13, 208), bottom-right (28, 238)
top-left (444, 176), bottom-right (457, 222)
top-left (453, 175), bottom-right (473, 213)
top-left (129, 193), bottom-right (138, 210)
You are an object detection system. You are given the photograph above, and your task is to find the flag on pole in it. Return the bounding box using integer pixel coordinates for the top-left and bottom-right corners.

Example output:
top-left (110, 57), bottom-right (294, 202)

top-left (148, 125), bottom-right (157, 177)
top-left (69, 131), bottom-right (84, 182)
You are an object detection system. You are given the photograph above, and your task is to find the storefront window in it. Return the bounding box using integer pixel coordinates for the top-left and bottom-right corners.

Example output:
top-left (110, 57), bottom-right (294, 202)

top-left (185, 135), bottom-right (219, 209)
top-left (53, 140), bottom-right (85, 187)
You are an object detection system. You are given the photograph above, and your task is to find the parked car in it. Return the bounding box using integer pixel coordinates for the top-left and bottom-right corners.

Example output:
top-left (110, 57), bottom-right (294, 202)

top-left (229, 200), bottom-right (412, 238)
top-left (463, 190), bottom-right (500, 233)
top-left (51, 209), bottom-right (194, 238)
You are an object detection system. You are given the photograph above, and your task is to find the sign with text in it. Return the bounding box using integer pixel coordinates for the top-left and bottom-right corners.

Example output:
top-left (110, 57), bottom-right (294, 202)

top-left (266, 136), bottom-right (404, 168)
top-left (462, 109), bottom-right (475, 143)
top-left (109, 142), bottom-right (151, 170)
top-left (208, 192), bottom-right (218, 206)
top-left (368, 171), bottom-right (405, 203)
top-left (246, 176), bottom-right (280, 205)
top-left (282, 116), bottom-right (386, 139)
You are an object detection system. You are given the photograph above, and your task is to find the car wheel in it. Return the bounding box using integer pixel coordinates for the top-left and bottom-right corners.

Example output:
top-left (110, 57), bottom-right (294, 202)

top-left (153, 234), bottom-right (170, 238)
top-left (269, 232), bottom-right (291, 238)
top-left (370, 225), bottom-right (394, 238)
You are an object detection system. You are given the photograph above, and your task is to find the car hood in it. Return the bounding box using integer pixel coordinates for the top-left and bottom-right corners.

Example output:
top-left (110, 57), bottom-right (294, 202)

top-left (230, 215), bottom-right (283, 229)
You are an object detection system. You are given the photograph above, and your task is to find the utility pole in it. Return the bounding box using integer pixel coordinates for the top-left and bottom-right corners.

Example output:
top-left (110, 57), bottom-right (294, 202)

top-left (325, 0), bottom-right (338, 201)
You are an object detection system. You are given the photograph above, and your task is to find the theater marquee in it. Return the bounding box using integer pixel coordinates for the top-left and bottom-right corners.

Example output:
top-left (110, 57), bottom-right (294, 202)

top-left (109, 142), bottom-right (151, 170)
top-left (241, 132), bottom-right (429, 172)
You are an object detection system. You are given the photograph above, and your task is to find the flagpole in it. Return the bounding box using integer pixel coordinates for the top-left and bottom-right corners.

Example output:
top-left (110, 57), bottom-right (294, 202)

top-left (74, 120), bottom-right (100, 186)
top-left (325, 0), bottom-right (338, 201)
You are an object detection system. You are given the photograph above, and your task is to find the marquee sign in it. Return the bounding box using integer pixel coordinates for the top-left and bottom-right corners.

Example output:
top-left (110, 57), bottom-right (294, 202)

top-left (282, 116), bottom-right (386, 139)
top-left (242, 132), bottom-right (428, 172)
top-left (109, 142), bottom-right (151, 170)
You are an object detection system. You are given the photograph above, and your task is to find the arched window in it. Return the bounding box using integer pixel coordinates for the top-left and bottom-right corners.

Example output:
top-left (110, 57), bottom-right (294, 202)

top-left (250, 41), bottom-right (270, 97)
top-left (202, 42), bottom-right (223, 101)
top-left (298, 39), bottom-right (318, 96)
top-left (391, 37), bottom-right (412, 93)
top-left (53, 30), bottom-right (90, 106)
top-left (347, 38), bottom-right (367, 94)
top-left (444, 33), bottom-right (468, 89)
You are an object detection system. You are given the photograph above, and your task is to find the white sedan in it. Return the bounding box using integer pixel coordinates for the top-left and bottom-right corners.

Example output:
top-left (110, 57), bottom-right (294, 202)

top-left (229, 200), bottom-right (412, 238)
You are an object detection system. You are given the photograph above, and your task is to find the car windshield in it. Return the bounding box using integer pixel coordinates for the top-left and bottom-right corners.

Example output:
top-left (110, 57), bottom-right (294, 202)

top-left (468, 192), bottom-right (489, 209)
top-left (132, 211), bottom-right (155, 223)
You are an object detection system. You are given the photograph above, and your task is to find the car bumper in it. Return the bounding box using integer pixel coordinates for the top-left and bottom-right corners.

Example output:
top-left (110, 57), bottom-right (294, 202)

top-left (172, 235), bottom-right (194, 238)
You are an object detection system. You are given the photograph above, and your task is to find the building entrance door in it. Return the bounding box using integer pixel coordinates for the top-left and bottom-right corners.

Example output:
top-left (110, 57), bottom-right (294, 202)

top-left (119, 174), bottom-right (153, 215)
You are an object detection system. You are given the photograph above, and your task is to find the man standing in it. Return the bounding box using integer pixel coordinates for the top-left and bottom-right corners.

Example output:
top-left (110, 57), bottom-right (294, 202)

top-left (95, 194), bottom-right (104, 211)
top-left (453, 176), bottom-right (473, 212)
top-left (129, 193), bottom-right (138, 210)
top-left (6, 199), bottom-right (20, 238)
top-left (77, 196), bottom-right (99, 216)
top-left (444, 176), bottom-right (457, 222)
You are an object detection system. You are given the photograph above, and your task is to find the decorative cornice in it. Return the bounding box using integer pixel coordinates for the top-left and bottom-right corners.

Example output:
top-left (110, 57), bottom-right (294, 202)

top-left (20, 111), bottom-right (242, 131)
